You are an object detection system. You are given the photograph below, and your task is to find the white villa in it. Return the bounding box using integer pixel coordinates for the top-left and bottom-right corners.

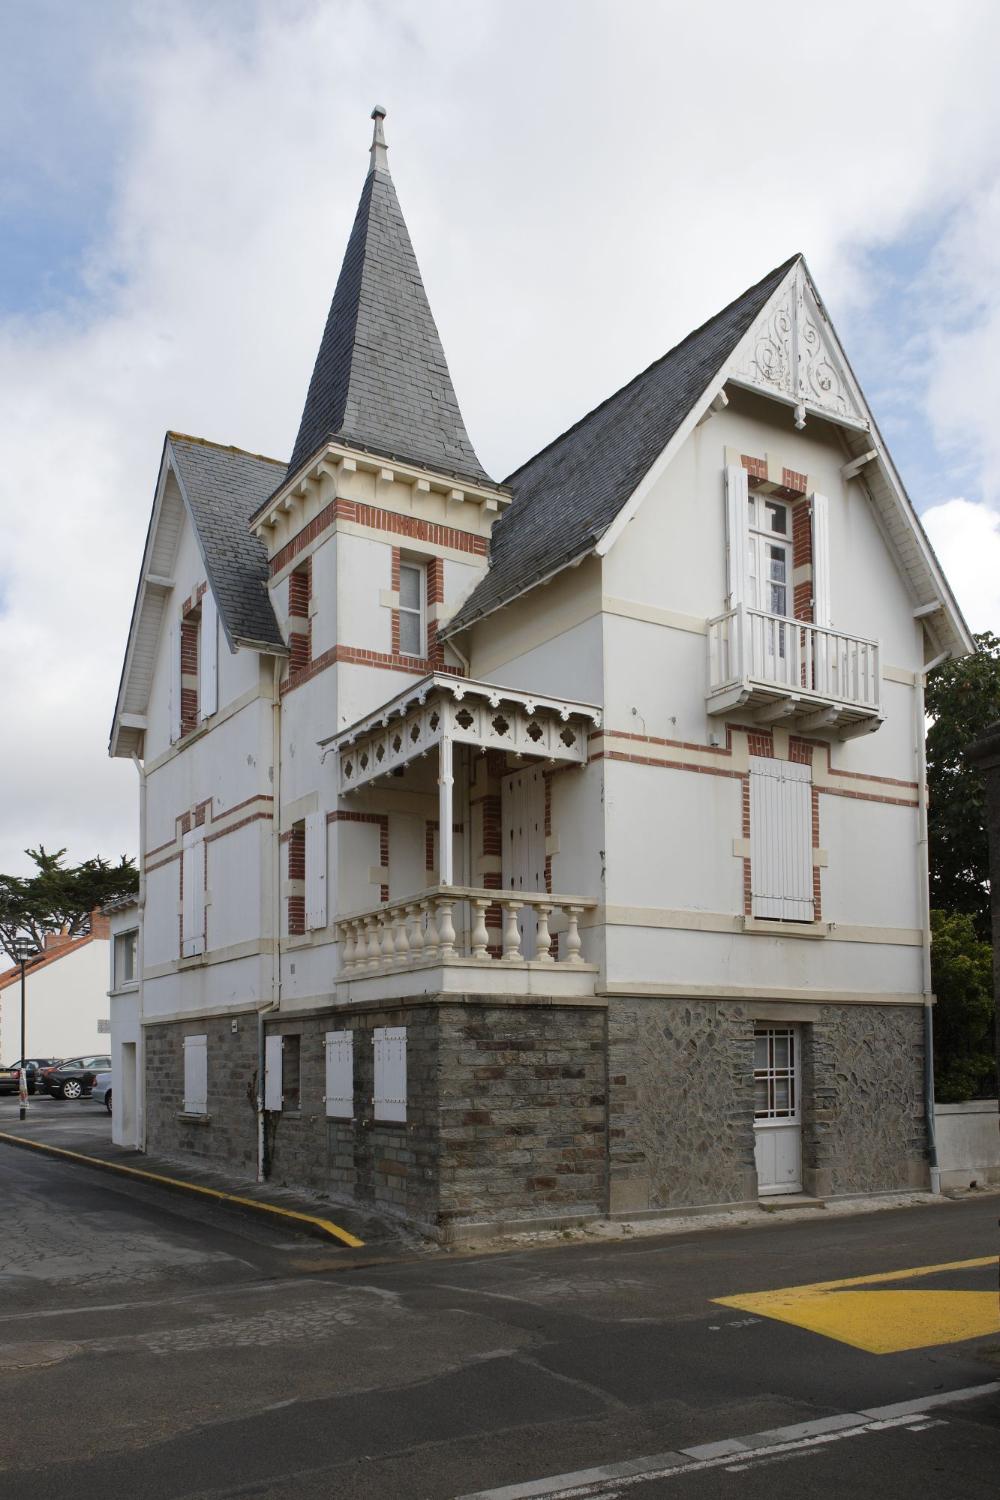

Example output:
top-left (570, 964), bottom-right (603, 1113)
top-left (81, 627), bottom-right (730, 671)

top-left (109, 109), bottom-right (972, 1238)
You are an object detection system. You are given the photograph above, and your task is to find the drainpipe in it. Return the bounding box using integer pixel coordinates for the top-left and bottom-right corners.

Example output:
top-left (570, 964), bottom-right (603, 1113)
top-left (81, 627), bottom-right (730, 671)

top-left (257, 656), bottom-right (283, 1183)
top-left (916, 652), bottom-right (948, 1194)
top-left (130, 753), bottom-right (147, 1152)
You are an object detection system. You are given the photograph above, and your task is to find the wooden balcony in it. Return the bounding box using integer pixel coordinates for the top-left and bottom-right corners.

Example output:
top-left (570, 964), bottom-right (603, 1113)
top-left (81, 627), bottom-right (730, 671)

top-left (706, 605), bottom-right (882, 737)
top-left (335, 886), bottom-right (599, 1003)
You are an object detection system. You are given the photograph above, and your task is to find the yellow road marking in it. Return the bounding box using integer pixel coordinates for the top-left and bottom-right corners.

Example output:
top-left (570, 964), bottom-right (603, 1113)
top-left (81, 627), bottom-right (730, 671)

top-left (714, 1256), bottom-right (999, 1355)
top-left (0, 1131), bottom-right (364, 1248)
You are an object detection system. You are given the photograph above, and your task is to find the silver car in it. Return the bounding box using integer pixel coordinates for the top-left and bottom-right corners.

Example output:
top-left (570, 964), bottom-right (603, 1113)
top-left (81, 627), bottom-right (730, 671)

top-left (91, 1071), bottom-right (112, 1115)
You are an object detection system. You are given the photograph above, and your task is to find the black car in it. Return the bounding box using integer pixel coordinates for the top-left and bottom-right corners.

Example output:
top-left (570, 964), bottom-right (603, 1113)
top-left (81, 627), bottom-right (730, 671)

top-left (0, 1058), bottom-right (61, 1096)
top-left (41, 1058), bottom-right (107, 1100)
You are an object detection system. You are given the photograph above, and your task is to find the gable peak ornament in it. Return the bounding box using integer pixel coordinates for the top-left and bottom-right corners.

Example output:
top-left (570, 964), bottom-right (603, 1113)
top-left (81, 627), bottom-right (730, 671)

top-left (369, 105), bottom-right (389, 175)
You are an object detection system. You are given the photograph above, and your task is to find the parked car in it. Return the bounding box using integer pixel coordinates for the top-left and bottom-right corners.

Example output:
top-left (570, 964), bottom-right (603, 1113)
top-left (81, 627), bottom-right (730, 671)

top-left (0, 1058), bottom-right (62, 1095)
top-left (41, 1058), bottom-right (106, 1100)
top-left (91, 1071), bottom-right (112, 1115)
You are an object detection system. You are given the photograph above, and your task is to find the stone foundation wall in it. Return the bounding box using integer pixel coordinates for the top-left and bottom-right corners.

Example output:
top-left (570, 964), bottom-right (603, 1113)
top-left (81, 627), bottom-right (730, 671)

top-left (144, 1012), bottom-right (258, 1174)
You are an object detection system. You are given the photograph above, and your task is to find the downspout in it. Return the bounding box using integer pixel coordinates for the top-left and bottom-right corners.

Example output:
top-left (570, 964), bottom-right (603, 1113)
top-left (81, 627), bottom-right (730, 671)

top-left (130, 753), bottom-right (147, 1151)
top-left (916, 650), bottom-right (948, 1195)
top-left (257, 656), bottom-right (283, 1183)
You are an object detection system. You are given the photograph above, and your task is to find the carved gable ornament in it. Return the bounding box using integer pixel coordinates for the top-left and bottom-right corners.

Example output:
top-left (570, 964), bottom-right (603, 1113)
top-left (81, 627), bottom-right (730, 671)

top-left (729, 265), bottom-right (867, 428)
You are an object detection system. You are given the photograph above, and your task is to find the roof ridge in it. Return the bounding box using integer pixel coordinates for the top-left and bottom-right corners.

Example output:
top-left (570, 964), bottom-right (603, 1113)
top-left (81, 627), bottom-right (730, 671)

top-left (0, 931), bottom-right (98, 991)
top-left (168, 431), bottom-right (287, 468)
top-left (502, 253), bottom-right (801, 486)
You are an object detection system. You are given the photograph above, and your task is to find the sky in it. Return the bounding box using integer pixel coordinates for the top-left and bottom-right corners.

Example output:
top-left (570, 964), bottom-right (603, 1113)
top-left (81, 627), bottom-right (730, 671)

top-left (1, 0), bottom-right (999, 877)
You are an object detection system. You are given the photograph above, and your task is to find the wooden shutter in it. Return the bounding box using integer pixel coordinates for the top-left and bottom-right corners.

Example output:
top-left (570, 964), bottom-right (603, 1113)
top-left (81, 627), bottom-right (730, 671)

top-left (181, 830), bottom-right (206, 957)
top-left (305, 811), bottom-right (327, 930)
top-left (183, 1034), bottom-right (207, 1114)
top-left (200, 590), bottom-right (218, 719)
top-left (810, 492), bottom-right (831, 628)
top-left (749, 757), bottom-right (813, 921)
top-left (264, 1034), bottom-right (283, 1111)
top-left (725, 463), bottom-right (750, 609)
top-left (324, 1031), bottom-right (353, 1118)
top-left (168, 620), bottom-right (182, 743)
top-left (373, 1026), bottom-right (407, 1123)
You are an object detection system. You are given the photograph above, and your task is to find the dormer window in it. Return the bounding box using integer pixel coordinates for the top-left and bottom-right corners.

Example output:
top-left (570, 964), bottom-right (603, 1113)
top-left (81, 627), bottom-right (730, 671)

top-left (398, 561), bottom-right (425, 658)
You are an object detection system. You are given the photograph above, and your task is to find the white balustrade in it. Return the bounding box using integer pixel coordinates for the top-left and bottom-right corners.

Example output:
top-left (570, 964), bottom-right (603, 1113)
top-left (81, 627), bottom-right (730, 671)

top-left (707, 605), bottom-right (880, 714)
top-left (336, 887), bottom-right (596, 975)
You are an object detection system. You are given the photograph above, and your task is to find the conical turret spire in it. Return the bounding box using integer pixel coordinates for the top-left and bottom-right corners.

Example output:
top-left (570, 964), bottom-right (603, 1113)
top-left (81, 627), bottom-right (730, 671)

top-left (285, 108), bottom-right (493, 487)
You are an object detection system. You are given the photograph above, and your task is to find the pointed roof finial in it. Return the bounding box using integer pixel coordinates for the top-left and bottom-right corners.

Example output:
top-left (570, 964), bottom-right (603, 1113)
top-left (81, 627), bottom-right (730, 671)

top-left (369, 105), bottom-right (389, 175)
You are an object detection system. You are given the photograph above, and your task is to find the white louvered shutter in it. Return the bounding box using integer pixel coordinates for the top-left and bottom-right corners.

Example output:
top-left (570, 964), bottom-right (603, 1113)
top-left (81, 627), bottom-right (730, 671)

top-left (183, 1034), bottom-right (207, 1114)
top-left (373, 1026), bottom-right (407, 1123)
top-left (810, 492), bottom-right (831, 628)
top-left (749, 757), bottom-right (813, 921)
top-left (324, 1031), bottom-right (353, 1118)
top-left (264, 1034), bottom-right (283, 1111)
top-left (305, 811), bottom-right (327, 930)
top-left (725, 463), bottom-right (750, 609)
top-left (169, 620), bottom-right (182, 742)
top-left (200, 590), bottom-right (218, 719)
top-left (181, 830), bottom-right (206, 957)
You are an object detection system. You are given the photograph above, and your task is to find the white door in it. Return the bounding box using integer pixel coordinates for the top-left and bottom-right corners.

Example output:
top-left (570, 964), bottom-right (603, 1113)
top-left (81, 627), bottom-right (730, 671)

top-left (501, 767), bottom-right (546, 957)
top-left (748, 494), bottom-right (792, 685)
top-left (753, 1026), bottom-right (802, 1195)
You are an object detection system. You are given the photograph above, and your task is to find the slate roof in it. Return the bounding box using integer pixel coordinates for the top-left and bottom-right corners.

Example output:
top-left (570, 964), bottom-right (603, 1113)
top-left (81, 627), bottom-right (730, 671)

top-left (285, 163), bottom-right (495, 489)
top-left (168, 435), bottom-right (287, 651)
top-left (444, 255), bottom-right (799, 636)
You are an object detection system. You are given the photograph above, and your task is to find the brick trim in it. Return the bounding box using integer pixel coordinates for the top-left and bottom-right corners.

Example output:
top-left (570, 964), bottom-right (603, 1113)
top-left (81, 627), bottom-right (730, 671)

top-left (281, 642), bottom-right (464, 696)
top-left (269, 497), bottom-right (487, 576)
top-left (327, 810), bottom-right (389, 899)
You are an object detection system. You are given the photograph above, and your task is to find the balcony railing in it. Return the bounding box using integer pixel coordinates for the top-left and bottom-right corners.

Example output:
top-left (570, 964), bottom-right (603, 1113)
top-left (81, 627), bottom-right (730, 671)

top-left (707, 605), bottom-right (881, 721)
top-left (336, 886), bottom-right (596, 976)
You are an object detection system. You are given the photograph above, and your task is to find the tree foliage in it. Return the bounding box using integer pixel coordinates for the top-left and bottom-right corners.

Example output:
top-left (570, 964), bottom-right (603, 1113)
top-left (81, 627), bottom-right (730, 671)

top-left (930, 909), bottom-right (997, 1102)
top-left (0, 846), bottom-right (138, 966)
top-left (926, 631), bottom-right (1000, 940)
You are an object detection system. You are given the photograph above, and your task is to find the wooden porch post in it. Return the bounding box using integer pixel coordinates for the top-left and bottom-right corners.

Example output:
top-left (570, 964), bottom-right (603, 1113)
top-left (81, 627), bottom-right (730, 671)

top-left (438, 732), bottom-right (454, 885)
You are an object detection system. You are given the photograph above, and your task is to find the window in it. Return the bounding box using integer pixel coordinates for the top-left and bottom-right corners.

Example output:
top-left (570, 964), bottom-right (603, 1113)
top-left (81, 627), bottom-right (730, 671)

top-left (749, 757), bottom-right (814, 921)
top-left (373, 1026), bottom-right (406, 1123)
top-left (325, 1031), bottom-right (354, 1118)
top-left (754, 1028), bottom-right (797, 1120)
top-left (305, 810), bottom-right (327, 930)
top-left (180, 609), bottom-right (200, 734)
top-left (747, 495), bottom-right (790, 619)
top-left (183, 1034), bottom-right (208, 1115)
top-left (288, 561), bottom-right (311, 672)
top-left (263, 1033), bottom-right (300, 1111)
top-left (287, 821), bottom-right (305, 935)
top-left (113, 929), bottom-right (138, 988)
top-left (181, 828), bottom-right (206, 957)
top-left (398, 562), bottom-right (424, 657)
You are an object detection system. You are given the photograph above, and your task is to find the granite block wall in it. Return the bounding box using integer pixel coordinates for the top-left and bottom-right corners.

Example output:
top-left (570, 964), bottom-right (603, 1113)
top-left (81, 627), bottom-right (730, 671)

top-left (144, 1013), bottom-right (258, 1173)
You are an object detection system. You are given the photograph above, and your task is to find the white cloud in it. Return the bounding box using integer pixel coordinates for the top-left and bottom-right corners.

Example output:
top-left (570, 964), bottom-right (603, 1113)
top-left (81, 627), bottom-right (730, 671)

top-left (2, 0), bottom-right (1000, 872)
top-left (922, 498), bottom-right (1000, 636)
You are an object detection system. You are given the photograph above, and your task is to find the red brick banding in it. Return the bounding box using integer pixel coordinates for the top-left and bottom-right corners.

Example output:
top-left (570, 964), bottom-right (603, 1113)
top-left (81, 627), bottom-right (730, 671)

top-left (269, 497), bottom-right (487, 577)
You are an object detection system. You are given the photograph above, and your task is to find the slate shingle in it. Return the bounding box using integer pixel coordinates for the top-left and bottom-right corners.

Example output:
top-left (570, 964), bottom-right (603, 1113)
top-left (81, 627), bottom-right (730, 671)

top-left (168, 435), bottom-right (287, 651)
top-left (285, 167), bottom-right (494, 488)
top-left (444, 256), bottom-right (798, 636)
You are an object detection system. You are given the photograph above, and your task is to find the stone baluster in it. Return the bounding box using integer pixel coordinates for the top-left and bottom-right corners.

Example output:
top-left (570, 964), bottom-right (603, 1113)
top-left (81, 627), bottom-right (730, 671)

top-left (381, 911), bottom-right (396, 964)
top-left (364, 916), bottom-right (381, 970)
top-left (341, 922), bottom-right (356, 971)
top-left (470, 898), bottom-right (491, 960)
top-left (501, 900), bottom-right (524, 961)
top-left (563, 905), bottom-right (584, 964)
top-left (534, 902), bottom-right (554, 963)
top-left (406, 903), bottom-right (423, 959)
top-left (436, 898), bottom-right (457, 959)
top-left (421, 898), bottom-right (438, 960)
top-left (394, 905), bottom-right (410, 963)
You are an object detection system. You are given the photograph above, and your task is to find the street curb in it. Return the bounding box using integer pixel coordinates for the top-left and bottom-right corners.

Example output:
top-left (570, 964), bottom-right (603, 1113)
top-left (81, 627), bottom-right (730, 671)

top-left (0, 1130), bottom-right (364, 1248)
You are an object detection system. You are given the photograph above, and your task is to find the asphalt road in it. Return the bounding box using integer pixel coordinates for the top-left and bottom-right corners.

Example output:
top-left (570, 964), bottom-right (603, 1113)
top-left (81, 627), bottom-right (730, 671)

top-left (1, 1104), bottom-right (998, 1500)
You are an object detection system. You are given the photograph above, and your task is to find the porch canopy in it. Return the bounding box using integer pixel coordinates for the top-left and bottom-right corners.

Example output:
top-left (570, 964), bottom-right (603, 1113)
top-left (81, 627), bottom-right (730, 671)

top-left (319, 672), bottom-right (602, 884)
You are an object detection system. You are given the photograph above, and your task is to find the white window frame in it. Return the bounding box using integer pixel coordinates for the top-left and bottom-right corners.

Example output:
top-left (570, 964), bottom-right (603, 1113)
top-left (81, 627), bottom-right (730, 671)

top-left (373, 1025), bottom-right (407, 1124)
top-left (397, 561), bottom-right (425, 659)
top-left (183, 1033), bottom-right (208, 1115)
top-left (324, 1031), bottom-right (354, 1119)
top-left (747, 494), bottom-right (791, 620)
top-left (753, 1026), bottom-right (800, 1123)
top-left (113, 928), bottom-right (139, 989)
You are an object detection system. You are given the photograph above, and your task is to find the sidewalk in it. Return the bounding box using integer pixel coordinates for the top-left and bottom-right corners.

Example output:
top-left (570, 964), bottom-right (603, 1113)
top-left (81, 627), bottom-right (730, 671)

top-left (0, 1097), bottom-right (424, 1257)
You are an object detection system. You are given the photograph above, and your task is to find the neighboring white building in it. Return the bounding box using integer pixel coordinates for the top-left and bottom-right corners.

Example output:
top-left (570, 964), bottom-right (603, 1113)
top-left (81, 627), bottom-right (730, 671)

top-left (109, 109), bottom-right (974, 1238)
top-left (0, 917), bottom-right (111, 1062)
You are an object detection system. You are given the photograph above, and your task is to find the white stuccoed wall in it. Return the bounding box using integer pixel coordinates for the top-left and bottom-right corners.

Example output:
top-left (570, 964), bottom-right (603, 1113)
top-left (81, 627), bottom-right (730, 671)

top-left (0, 939), bottom-right (110, 1059)
top-left (934, 1101), bottom-right (1000, 1189)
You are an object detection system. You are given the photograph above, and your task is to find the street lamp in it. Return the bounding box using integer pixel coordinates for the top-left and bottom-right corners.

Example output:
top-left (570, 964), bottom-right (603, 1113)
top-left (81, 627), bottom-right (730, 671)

top-left (12, 937), bottom-right (37, 1122)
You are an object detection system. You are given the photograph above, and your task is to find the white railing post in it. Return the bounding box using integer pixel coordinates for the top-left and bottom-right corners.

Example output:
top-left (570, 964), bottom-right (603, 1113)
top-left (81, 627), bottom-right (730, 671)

top-left (421, 898), bottom-right (438, 959)
top-left (470, 898), bottom-right (490, 960)
top-left (534, 903), bottom-right (554, 963)
top-left (436, 897), bottom-right (457, 959)
top-left (406, 903), bottom-right (423, 958)
top-left (501, 900), bottom-right (523, 961)
top-left (380, 912), bottom-right (396, 965)
top-left (393, 905), bottom-right (410, 963)
top-left (438, 733), bottom-right (454, 886)
top-left (563, 905), bottom-right (584, 964)
top-left (365, 916), bottom-right (381, 970)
